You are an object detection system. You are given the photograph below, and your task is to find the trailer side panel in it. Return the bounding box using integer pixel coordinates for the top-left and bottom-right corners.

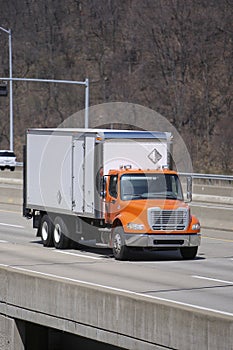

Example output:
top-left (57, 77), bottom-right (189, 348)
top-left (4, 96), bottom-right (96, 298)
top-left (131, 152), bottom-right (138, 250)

top-left (27, 132), bottom-right (73, 213)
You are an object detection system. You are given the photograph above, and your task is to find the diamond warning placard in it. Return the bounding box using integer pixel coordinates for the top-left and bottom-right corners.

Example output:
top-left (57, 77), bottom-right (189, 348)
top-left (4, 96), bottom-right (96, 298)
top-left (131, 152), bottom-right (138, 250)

top-left (148, 148), bottom-right (162, 165)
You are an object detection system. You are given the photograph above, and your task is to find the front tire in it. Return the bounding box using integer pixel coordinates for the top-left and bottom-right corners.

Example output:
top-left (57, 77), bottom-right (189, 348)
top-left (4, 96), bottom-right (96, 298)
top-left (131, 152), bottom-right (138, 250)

top-left (180, 246), bottom-right (198, 260)
top-left (40, 214), bottom-right (54, 247)
top-left (53, 216), bottom-right (70, 249)
top-left (112, 226), bottom-right (129, 260)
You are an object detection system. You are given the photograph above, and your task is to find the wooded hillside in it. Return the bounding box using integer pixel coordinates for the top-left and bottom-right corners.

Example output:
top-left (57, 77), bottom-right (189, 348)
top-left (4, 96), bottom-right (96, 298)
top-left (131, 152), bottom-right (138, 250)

top-left (0, 0), bottom-right (232, 173)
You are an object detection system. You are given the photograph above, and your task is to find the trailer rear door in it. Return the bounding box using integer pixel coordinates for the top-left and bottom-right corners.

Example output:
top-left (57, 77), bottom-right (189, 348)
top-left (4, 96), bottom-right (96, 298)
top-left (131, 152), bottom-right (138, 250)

top-left (72, 139), bottom-right (84, 213)
top-left (83, 136), bottom-right (95, 215)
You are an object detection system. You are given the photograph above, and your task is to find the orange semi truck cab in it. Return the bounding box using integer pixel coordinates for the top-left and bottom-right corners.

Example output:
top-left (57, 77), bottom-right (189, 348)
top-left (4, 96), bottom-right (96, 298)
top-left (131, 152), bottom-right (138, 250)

top-left (105, 167), bottom-right (200, 260)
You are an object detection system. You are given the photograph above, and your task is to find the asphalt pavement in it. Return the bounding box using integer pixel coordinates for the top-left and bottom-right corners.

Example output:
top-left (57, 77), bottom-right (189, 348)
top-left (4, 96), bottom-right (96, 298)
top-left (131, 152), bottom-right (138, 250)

top-left (0, 204), bottom-right (232, 318)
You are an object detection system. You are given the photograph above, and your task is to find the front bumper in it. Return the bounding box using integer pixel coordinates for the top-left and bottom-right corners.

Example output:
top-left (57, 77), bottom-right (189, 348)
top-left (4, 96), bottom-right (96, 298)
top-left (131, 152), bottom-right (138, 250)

top-left (124, 233), bottom-right (201, 248)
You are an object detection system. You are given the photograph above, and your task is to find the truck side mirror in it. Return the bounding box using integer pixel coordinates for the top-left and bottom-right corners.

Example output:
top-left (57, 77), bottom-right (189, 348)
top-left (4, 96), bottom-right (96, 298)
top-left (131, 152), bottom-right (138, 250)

top-left (100, 190), bottom-right (106, 199)
top-left (186, 176), bottom-right (192, 202)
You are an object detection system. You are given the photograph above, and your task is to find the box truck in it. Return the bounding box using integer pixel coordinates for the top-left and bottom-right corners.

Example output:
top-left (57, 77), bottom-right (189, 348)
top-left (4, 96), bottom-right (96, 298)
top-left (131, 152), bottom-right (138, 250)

top-left (23, 128), bottom-right (201, 260)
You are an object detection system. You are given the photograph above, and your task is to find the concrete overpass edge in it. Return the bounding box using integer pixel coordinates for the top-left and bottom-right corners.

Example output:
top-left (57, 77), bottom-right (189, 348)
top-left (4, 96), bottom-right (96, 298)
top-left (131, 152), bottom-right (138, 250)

top-left (0, 266), bottom-right (233, 350)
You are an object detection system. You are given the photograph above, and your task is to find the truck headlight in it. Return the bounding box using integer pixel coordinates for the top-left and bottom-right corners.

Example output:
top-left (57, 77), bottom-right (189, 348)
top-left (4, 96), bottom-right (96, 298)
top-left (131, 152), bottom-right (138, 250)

top-left (127, 223), bottom-right (145, 231)
top-left (192, 223), bottom-right (200, 230)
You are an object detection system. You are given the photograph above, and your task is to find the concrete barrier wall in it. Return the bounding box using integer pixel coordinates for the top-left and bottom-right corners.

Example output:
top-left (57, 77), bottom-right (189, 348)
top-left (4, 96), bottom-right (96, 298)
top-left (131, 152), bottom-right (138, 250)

top-left (0, 175), bottom-right (232, 230)
top-left (0, 174), bottom-right (22, 206)
top-left (0, 266), bottom-right (232, 350)
top-left (0, 186), bottom-right (22, 206)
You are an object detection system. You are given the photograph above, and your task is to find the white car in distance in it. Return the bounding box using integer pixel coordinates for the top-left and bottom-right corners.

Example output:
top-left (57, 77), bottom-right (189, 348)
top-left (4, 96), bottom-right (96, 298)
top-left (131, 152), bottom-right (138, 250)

top-left (0, 150), bottom-right (16, 171)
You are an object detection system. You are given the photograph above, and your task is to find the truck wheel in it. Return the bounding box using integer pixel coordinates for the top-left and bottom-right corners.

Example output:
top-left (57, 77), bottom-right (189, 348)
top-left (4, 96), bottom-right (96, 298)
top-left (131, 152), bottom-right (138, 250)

top-left (112, 226), bottom-right (129, 260)
top-left (53, 216), bottom-right (70, 249)
top-left (180, 246), bottom-right (198, 260)
top-left (40, 214), bottom-right (54, 247)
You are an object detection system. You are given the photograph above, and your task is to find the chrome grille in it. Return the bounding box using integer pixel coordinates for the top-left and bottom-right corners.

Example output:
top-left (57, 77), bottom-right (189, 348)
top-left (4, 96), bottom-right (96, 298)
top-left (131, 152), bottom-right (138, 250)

top-left (148, 208), bottom-right (189, 231)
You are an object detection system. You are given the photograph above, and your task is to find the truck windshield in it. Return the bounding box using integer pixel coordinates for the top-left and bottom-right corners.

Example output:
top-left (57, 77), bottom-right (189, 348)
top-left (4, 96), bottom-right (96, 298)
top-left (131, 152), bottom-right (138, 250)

top-left (120, 173), bottom-right (183, 201)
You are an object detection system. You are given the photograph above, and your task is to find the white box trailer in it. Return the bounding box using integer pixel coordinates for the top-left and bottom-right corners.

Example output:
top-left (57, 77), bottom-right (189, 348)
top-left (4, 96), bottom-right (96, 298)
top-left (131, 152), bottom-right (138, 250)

top-left (24, 128), bottom-right (172, 218)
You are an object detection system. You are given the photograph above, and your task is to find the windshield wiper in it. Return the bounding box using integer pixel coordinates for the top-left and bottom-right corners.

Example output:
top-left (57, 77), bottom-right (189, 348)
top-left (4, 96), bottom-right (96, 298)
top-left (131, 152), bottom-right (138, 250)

top-left (165, 193), bottom-right (178, 200)
top-left (123, 192), bottom-right (180, 200)
top-left (141, 192), bottom-right (179, 200)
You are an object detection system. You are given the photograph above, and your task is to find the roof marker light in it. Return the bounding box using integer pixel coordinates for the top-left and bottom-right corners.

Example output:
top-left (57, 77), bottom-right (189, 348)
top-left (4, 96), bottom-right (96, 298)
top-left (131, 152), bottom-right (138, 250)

top-left (120, 165), bottom-right (132, 170)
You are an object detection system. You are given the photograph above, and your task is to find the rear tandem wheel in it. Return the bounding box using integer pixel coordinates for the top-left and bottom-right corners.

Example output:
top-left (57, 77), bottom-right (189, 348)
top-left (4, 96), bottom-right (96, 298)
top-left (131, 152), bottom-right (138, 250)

top-left (40, 214), bottom-right (54, 247)
top-left (53, 216), bottom-right (71, 249)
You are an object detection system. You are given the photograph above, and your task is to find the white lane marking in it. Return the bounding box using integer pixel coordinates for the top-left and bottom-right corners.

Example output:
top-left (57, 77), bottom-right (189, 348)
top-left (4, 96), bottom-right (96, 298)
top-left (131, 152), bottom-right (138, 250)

top-left (4, 265), bottom-right (233, 318)
top-left (193, 275), bottom-right (233, 285)
top-left (56, 251), bottom-right (178, 263)
top-left (0, 240), bottom-right (8, 243)
top-left (128, 261), bottom-right (175, 264)
top-left (54, 250), bottom-right (103, 260)
top-left (0, 222), bottom-right (24, 229)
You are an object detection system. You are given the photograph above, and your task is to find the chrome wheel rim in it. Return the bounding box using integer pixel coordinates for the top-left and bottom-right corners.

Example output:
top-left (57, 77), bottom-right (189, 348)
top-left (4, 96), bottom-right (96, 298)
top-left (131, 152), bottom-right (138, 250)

top-left (41, 221), bottom-right (49, 241)
top-left (54, 224), bottom-right (61, 244)
top-left (113, 233), bottom-right (122, 255)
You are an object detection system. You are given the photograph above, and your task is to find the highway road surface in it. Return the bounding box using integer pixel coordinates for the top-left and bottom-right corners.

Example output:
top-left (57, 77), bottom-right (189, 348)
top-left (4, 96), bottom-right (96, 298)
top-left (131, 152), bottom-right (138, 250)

top-left (0, 202), bottom-right (233, 319)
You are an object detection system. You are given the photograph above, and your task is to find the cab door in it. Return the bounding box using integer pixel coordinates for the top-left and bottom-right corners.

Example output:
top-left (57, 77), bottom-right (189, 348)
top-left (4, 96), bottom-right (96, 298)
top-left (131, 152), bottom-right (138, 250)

top-left (105, 174), bottom-right (120, 224)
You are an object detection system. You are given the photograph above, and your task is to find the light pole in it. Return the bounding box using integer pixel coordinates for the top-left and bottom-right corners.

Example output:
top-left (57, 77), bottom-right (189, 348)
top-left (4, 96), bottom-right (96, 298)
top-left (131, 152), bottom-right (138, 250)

top-left (0, 26), bottom-right (13, 151)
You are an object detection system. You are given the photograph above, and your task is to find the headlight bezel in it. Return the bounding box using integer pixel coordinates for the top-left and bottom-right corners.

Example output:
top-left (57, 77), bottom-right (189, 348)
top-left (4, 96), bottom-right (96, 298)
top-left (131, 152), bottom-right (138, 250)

top-left (127, 222), bottom-right (145, 231)
top-left (192, 223), bottom-right (201, 231)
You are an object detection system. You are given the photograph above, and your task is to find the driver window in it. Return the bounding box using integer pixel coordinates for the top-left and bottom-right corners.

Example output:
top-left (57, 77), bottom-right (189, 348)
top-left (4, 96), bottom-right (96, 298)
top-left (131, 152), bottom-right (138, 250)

top-left (109, 175), bottom-right (118, 198)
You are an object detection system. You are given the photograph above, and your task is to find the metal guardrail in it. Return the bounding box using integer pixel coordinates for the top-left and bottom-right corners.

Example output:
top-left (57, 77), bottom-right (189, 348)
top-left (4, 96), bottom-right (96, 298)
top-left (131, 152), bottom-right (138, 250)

top-left (14, 161), bottom-right (233, 181)
top-left (15, 162), bottom-right (233, 182)
top-left (16, 162), bottom-right (23, 167)
top-left (179, 173), bottom-right (233, 182)
top-left (0, 167), bottom-right (232, 205)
